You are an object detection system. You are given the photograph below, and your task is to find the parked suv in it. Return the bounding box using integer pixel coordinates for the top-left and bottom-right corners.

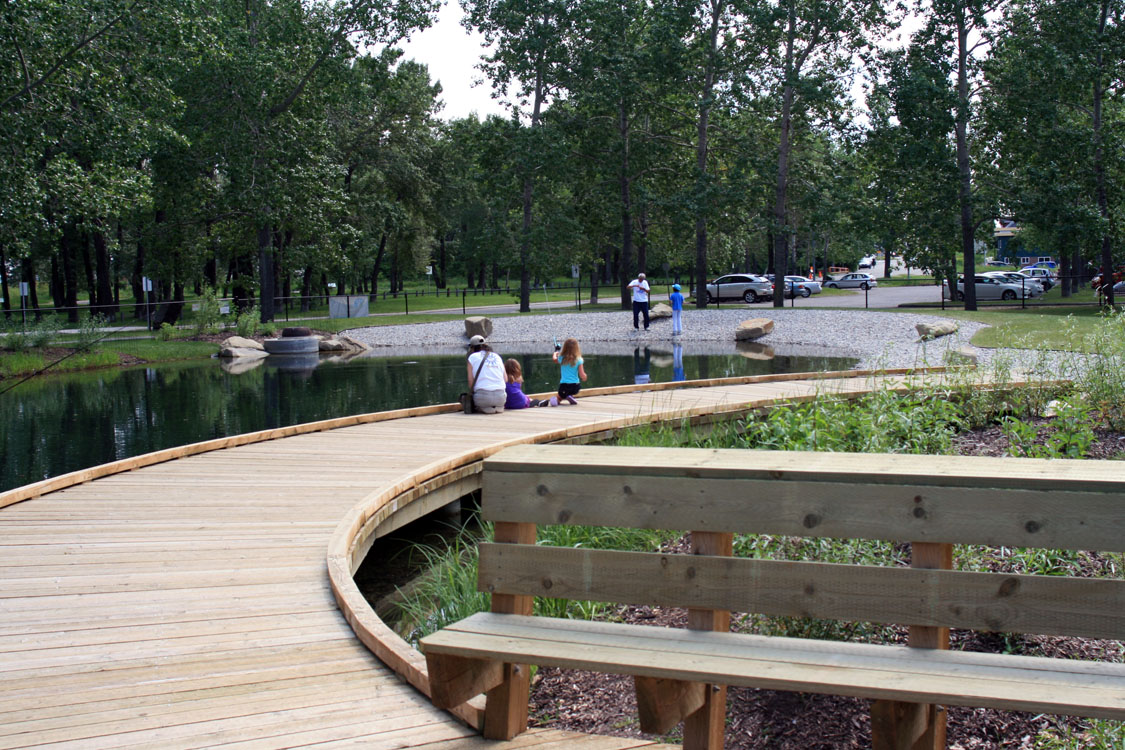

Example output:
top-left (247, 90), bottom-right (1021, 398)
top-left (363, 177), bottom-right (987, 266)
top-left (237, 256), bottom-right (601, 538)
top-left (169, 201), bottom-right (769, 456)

top-left (704, 274), bottom-right (773, 304)
top-left (1019, 267), bottom-right (1056, 290)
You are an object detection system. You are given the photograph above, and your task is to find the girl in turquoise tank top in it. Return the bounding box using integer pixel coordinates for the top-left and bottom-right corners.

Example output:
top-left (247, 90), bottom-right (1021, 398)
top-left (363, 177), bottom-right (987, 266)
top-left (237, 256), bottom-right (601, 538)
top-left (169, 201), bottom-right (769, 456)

top-left (547, 337), bottom-right (587, 406)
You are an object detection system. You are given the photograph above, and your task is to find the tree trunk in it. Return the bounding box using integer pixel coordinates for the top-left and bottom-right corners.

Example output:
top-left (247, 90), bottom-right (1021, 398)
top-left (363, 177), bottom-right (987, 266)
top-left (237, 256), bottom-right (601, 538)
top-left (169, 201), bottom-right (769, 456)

top-left (1093, 0), bottom-right (1112, 306)
top-left (24, 257), bottom-right (39, 312)
top-left (955, 9), bottom-right (977, 310)
top-left (131, 233), bottom-right (145, 319)
top-left (81, 230), bottom-right (97, 311)
top-left (518, 62), bottom-right (545, 313)
top-left (257, 224), bottom-right (274, 322)
top-left (0, 243), bottom-right (10, 318)
top-left (1059, 244), bottom-right (1071, 298)
top-left (771, 6), bottom-right (797, 309)
top-left (618, 101), bottom-right (634, 309)
top-left (371, 232), bottom-right (387, 298)
top-left (438, 234), bottom-right (447, 288)
top-left (590, 264), bottom-right (599, 305)
top-left (93, 221), bottom-right (112, 319)
top-left (694, 0), bottom-right (721, 308)
top-left (301, 265), bottom-right (314, 311)
top-left (61, 225), bottom-right (79, 323)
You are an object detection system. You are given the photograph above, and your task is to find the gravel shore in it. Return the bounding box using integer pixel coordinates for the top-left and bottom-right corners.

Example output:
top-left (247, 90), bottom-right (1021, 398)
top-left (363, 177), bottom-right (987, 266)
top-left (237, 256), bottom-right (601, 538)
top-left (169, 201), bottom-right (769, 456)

top-left (343, 309), bottom-right (990, 371)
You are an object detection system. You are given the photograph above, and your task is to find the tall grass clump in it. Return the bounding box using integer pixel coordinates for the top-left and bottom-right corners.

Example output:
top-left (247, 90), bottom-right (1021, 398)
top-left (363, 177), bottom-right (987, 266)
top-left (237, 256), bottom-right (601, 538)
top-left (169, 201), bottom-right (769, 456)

top-left (193, 286), bottom-right (224, 334)
top-left (393, 518), bottom-right (678, 645)
top-left (1075, 308), bottom-right (1125, 430)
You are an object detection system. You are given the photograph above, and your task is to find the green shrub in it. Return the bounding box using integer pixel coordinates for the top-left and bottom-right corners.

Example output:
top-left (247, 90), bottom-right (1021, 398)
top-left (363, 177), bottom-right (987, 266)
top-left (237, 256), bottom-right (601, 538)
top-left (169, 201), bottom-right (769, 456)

top-left (1075, 309), bottom-right (1125, 430)
top-left (193, 286), bottom-right (224, 334)
top-left (235, 307), bottom-right (261, 337)
top-left (2, 321), bottom-right (30, 352)
top-left (156, 326), bottom-right (180, 344)
top-left (27, 317), bottom-right (61, 348)
top-left (75, 314), bottom-right (106, 351)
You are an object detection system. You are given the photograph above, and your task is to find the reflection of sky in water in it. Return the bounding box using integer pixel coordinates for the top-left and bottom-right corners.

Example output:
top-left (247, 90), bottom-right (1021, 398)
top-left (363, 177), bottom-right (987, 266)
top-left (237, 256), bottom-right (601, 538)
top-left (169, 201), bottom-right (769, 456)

top-left (0, 347), bottom-right (856, 491)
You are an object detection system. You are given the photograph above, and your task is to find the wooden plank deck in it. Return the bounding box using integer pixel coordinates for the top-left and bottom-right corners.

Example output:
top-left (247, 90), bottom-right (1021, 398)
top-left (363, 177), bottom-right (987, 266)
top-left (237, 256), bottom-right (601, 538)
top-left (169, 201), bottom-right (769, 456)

top-left (0, 370), bottom-right (929, 748)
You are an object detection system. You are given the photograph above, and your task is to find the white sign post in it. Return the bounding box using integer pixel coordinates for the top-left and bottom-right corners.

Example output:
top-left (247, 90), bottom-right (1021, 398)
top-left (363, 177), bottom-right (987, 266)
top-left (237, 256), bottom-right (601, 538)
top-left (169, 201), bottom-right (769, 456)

top-left (141, 277), bottom-right (153, 330)
top-left (19, 282), bottom-right (29, 329)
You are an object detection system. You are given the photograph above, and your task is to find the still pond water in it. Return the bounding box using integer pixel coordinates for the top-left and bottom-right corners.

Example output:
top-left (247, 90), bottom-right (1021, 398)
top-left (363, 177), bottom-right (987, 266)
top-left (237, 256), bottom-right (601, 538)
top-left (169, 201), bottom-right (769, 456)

top-left (0, 346), bottom-right (855, 492)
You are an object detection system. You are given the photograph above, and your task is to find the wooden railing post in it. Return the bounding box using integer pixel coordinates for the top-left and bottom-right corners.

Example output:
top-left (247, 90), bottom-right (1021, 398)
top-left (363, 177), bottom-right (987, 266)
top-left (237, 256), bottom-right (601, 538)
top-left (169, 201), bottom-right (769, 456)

top-left (871, 541), bottom-right (952, 750)
top-left (482, 521), bottom-right (537, 740)
top-left (682, 530), bottom-right (733, 750)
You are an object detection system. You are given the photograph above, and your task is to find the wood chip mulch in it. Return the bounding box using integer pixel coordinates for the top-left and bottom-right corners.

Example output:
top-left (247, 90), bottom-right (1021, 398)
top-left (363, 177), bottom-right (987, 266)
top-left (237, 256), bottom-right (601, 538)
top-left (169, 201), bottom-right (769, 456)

top-left (527, 424), bottom-right (1125, 748)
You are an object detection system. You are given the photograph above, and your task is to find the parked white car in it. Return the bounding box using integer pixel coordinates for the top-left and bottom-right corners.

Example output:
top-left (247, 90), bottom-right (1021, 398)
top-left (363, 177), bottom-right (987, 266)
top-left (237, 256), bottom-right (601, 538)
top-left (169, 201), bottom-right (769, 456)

top-left (825, 273), bottom-right (878, 290)
top-left (944, 275), bottom-right (1041, 301)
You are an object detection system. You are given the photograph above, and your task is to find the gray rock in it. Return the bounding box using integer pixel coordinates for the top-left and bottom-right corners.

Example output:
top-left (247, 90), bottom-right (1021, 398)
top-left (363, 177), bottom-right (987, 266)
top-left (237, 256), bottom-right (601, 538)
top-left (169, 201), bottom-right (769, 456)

top-left (916, 320), bottom-right (959, 340)
top-left (735, 318), bottom-right (774, 341)
top-left (649, 303), bottom-right (672, 319)
top-left (337, 335), bottom-right (369, 351)
top-left (318, 338), bottom-right (349, 352)
top-left (224, 336), bottom-right (264, 351)
top-left (465, 316), bottom-right (493, 339)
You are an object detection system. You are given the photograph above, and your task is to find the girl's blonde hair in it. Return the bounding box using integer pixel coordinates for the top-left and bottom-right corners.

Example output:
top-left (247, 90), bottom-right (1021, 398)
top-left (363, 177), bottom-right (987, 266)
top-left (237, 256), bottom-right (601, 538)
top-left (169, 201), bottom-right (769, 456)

top-left (504, 358), bottom-right (522, 380)
top-left (560, 338), bottom-right (581, 365)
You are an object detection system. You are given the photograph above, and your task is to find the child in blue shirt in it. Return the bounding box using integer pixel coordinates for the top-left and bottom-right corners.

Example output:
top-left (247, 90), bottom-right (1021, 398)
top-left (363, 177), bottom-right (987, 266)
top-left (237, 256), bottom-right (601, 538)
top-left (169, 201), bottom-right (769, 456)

top-left (547, 337), bottom-right (587, 406)
top-left (670, 284), bottom-right (684, 335)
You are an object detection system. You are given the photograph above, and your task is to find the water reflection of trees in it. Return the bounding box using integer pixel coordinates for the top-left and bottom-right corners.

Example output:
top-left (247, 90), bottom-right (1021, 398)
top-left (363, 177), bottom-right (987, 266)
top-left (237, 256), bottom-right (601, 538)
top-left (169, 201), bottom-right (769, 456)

top-left (1, 351), bottom-right (854, 491)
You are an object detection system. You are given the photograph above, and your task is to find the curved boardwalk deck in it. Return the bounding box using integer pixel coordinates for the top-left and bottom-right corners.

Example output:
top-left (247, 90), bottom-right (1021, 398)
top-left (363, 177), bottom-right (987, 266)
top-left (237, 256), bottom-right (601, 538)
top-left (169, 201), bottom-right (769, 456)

top-left (0, 371), bottom-right (925, 749)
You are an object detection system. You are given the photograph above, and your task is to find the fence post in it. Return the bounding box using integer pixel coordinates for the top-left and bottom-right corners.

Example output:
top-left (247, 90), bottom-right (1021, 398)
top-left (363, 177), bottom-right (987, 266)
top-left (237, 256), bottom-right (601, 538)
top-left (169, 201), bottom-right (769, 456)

top-left (462, 290), bottom-right (466, 315)
top-left (405, 293), bottom-right (409, 315)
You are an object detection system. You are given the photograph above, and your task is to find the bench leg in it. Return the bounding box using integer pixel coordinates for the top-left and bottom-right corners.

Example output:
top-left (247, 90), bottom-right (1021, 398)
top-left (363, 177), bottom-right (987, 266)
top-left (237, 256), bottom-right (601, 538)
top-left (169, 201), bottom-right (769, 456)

top-left (425, 652), bottom-right (504, 709)
top-left (634, 676), bottom-right (706, 735)
top-left (871, 701), bottom-right (945, 750)
top-left (483, 662), bottom-right (531, 740)
top-left (481, 521), bottom-right (537, 740)
top-left (682, 530), bottom-right (732, 750)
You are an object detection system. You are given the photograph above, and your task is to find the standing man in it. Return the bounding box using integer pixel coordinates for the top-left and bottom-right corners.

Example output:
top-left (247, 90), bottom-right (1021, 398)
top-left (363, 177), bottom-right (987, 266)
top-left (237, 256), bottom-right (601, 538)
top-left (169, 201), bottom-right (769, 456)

top-left (628, 272), bottom-right (650, 331)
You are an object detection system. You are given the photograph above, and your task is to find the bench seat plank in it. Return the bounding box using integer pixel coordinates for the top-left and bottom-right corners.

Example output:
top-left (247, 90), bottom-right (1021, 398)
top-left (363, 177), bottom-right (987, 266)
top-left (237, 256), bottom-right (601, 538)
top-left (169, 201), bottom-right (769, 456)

top-left (421, 613), bottom-right (1125, 720)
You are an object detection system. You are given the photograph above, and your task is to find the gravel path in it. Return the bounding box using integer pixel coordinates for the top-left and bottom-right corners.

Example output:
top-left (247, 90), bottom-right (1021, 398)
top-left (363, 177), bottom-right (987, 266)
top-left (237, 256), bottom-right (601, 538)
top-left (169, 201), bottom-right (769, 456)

top-left (343, 309), bottom-right (991, 371)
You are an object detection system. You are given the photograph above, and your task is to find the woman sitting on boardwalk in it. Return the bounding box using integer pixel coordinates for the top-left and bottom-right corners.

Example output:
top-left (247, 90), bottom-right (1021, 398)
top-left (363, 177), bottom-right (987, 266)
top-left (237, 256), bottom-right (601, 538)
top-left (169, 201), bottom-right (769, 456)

top-left (466, 335), bottom-right (507, 413)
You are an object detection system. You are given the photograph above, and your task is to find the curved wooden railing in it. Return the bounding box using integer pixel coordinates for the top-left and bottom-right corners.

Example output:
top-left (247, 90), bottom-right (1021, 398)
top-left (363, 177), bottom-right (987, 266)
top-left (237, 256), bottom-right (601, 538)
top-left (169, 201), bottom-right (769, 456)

top-left (323, 367), bottom-right (944, 730)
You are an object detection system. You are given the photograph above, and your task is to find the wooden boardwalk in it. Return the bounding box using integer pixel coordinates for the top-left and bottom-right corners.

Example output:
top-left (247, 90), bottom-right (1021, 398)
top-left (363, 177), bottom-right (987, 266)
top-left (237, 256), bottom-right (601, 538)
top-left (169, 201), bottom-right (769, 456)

top-left (0, 370), bottom-right (926, 749)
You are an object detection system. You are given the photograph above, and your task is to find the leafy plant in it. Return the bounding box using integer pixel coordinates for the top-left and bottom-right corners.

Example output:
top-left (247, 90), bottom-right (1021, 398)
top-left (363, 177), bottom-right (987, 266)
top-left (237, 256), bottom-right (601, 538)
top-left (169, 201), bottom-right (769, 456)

top-left (1047, 399), bottom-right (1096, 459)
top-left (235, 307), bottom-right (261, 338)
top-left (1001, 416), bottom-right (1041, 458)
top-left (27, 317), bottom-right (61, 348)
top-left (193, 286), bottom-right (223, 335)
top-left (75, 314), bottom-right (106, 351)
top-left (157, 323), bottom-right (180, 341)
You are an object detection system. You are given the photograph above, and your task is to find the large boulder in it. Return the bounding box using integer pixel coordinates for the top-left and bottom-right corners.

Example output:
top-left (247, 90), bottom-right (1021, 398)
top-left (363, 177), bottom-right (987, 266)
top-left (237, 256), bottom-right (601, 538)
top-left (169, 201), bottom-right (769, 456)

top-left (916, 320), bottom-right (959, 340)
top-left (318, 338), bottom-right (349, 352)
top-left (735, 318), bottom-right (774, 341)
top-left (336, 335), bottom-right (369, 351)
top-left (649, 303), bottom-right (672, 319)
top-left (464, 316), bottom-right (493, 339)
top-left (223, 336), bottom-right (263, 351)
top-left (218, 345), bottom-right (269, 360)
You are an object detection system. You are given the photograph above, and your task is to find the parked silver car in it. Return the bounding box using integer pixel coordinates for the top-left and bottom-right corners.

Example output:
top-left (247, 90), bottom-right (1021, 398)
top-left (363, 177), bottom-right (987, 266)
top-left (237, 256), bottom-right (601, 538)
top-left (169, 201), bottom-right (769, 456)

top-left (944, 275), bottom-right (1040, 301)
top-left (785, 275), bottom-right (822, 296)
top-left (704, 274), bottom-right (773, 304)
top-left (824, 273), bottom-right (878, 290)
top-left (982, 271), bottom-right (1045, 293)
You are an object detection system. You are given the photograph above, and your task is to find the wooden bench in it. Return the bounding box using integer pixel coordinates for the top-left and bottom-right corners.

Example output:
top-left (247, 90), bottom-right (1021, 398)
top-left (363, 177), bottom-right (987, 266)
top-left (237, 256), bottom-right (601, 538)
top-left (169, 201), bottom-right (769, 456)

top-left (421, 444), bottom-right (1125, 749)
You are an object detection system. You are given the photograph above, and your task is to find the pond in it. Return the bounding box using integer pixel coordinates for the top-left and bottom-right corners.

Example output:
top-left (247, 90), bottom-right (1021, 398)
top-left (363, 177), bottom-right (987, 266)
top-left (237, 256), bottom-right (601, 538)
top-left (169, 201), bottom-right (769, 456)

top-left (0, 343), bottom-right (856, 492)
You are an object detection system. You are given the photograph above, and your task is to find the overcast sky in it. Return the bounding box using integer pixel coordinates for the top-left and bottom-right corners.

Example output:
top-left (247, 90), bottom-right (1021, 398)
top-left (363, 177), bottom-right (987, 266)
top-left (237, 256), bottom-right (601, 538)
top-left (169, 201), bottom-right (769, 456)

top-left (395, 2), bottom-right (508, 121)
top-left (395, 2), bottom-right (927, 122)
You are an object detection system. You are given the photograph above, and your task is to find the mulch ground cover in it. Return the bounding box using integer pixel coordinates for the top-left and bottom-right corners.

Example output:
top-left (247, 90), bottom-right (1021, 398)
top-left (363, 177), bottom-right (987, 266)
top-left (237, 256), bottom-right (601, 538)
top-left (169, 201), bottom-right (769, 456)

top-left (527, 423), bottom-right (1125, 749)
